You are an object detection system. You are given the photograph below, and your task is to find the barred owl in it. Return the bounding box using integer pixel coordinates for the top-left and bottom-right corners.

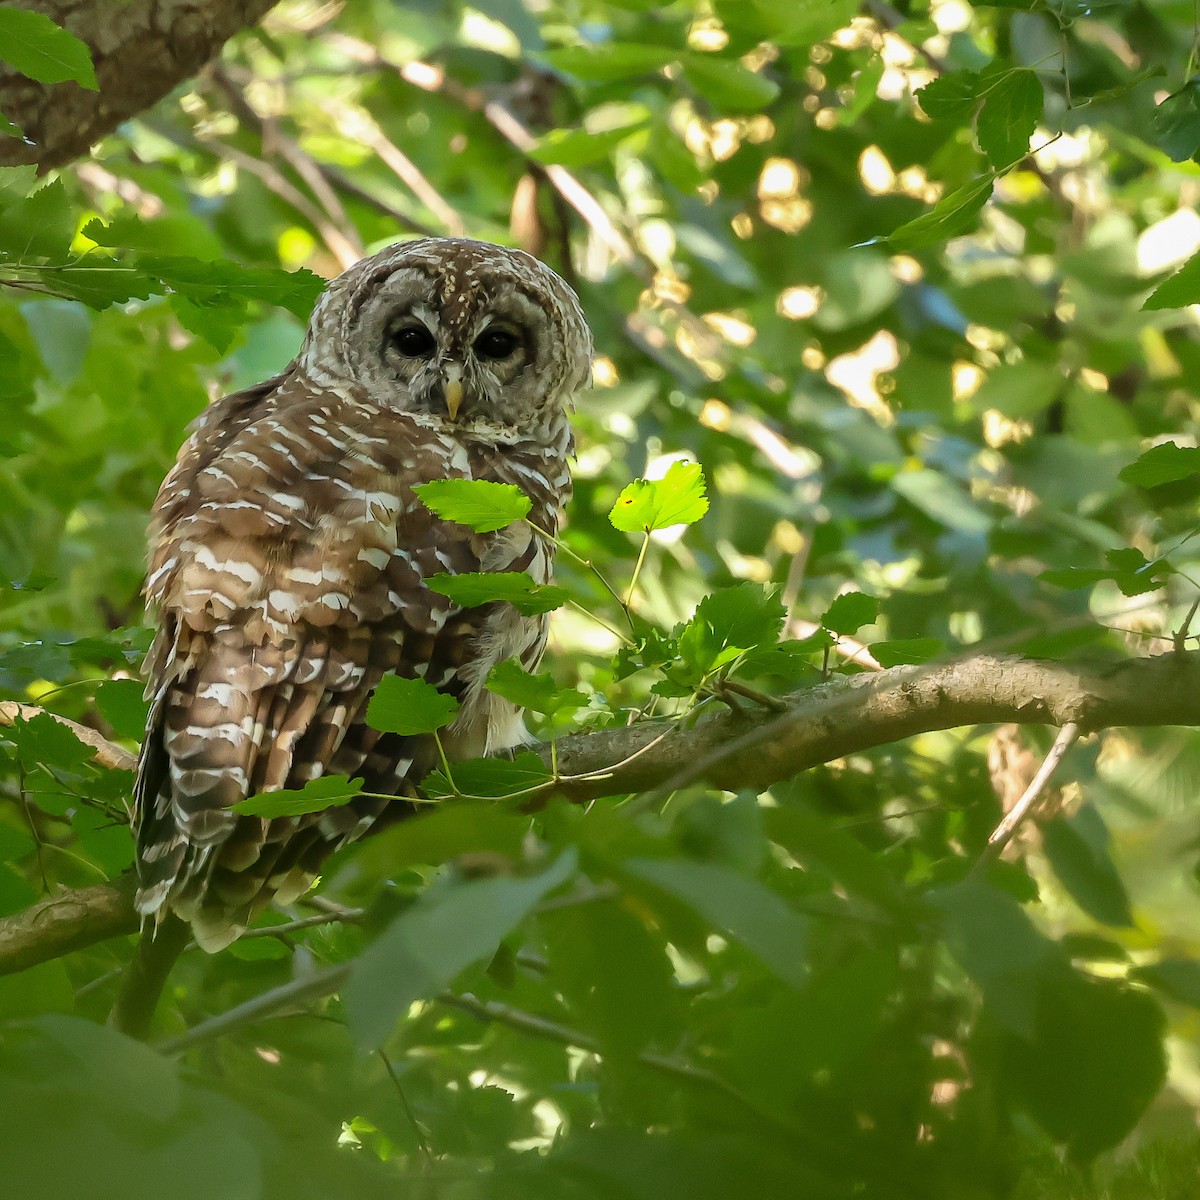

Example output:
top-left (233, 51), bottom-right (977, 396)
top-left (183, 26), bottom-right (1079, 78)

top-left (134, 238), bottom-right (592, 952)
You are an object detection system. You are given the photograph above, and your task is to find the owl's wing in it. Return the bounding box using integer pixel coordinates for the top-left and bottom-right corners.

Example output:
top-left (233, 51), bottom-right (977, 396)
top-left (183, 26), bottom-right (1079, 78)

top-left (135, 382), bottom-right (548, 950)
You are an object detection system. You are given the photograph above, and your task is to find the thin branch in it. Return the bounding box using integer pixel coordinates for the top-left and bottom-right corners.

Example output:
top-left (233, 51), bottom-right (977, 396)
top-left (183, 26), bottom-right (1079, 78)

top-left (977, 721), bottom-right (1080, 866)
top-left (155, 963), bottom-right (351, 1054)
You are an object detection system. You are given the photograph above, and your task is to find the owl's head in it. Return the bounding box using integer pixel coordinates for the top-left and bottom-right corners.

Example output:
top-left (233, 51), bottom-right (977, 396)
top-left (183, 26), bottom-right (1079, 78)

top-left (300, 238), bottom-right (593, 429)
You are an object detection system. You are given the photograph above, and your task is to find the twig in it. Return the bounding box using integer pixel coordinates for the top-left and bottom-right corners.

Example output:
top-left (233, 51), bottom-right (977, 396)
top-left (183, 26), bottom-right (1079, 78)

top-left (977, 721), bottom-right (1080, 866)
top-left (438, 991), bottom-right (812, 1140)
top-left (154, 963), bottom-right (351, 1054)
top-left (240, 907), bottom-right (364, 939)
top-left (378, 1050), bottom-right (434, 1163)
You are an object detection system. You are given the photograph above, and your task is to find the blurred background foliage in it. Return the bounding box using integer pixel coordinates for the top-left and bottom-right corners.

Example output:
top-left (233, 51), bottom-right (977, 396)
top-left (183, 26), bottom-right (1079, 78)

top-left (5, 0), bottom-right (1200, 1195)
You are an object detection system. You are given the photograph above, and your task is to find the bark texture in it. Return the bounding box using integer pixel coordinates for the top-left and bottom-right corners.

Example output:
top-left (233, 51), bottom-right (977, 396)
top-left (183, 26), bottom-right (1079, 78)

top-left (0, 0), bottom-right (280, 170)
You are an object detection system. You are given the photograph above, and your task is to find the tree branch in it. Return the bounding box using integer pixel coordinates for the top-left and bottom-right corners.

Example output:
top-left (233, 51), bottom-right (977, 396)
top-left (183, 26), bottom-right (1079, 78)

top-left (0, 0), bottom-right (281, 170)
top-left (5, 649), bottom-right (1200, 974)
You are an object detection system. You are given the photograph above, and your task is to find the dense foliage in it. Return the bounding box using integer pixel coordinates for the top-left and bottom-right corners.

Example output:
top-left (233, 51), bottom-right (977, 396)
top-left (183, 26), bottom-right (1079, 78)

top-left (5, 0), bottom-right (1200, 1195)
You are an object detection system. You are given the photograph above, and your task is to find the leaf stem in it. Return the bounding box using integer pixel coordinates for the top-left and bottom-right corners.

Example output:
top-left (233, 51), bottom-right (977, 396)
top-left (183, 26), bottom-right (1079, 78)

top-left (625, 531), bottom-right (651, 607)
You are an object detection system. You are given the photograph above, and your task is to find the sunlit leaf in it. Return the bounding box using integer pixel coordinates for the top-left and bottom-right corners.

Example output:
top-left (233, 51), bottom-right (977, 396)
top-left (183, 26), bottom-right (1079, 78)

top-left (882, 174), bottom-right (995, 251)
top-left (425, 571), bottom-right (568, 615)
top-left (0, 8), bottom-right (97, 88)
top-left (609, 461), bottom-right (709, 533)
top-left (414, 479), bottom-right (532, 531)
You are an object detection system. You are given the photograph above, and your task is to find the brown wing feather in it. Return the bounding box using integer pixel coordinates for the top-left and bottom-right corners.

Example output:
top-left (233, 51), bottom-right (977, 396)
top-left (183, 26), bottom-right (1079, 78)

top-left (136, 379), bottom-right (563, 950)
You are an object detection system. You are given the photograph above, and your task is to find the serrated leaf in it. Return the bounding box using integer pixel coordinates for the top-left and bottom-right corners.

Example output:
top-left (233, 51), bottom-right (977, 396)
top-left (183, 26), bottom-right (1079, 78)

top-left (820, 592), bottom-right (878, 636)
top-left (868, 637), bottom-right (943, 667)
top-left (0, 179), bottom-right (73, 260)
top-left (625, 857), bottom-right (808, 987)
top-left (1120, 441), bottom-right (1200, 486)
top-left (1143, 250), bottom-right (1200, 310)
top-left (1042, 548), bottom-right (1171, 596)
top-left (609, 461), bottom-right (709, 533)
top-left (413, 479), bottom-right (531, 532)
top-left (367, 674), bottom-right (460, 736)
top-left (977, 68), bottom-right (1042, 168)
top-left (232, 774), bottom-right (364, 818)
top-left (425, 571), bottom-right (568, 615)
top-left (678, 582), bottom-right (786, 676)
top-left (345, 850), bottom-right (577, 1046)
top-left (94, 679), bottom-right (148, 742)
top-left (485, 660), bottom-right (586, 717)
top-left (883, 174), bottom-right (995, 252)
top-left (917, 70), bottom-right (980, 121)
top-left (0, 8), bottom-right (97, 89)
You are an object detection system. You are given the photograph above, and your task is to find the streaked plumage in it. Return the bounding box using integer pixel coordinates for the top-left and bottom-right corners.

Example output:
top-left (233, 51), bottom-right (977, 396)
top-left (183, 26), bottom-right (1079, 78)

top-left (134, 238), bottom-right (591, 950)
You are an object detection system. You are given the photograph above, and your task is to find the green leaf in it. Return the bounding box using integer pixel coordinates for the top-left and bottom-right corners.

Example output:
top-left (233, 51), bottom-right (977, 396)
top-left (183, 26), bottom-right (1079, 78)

top-left (930, 879), bottom-right (1064, 1037)
top-left (94, 679), bottom-right (148, 742)
top-left (1041, 806), bottom-right (1133, 927)
top-left (976, 68), bottom-right (1043, 168)
top-left (892, 469), bottom-right (992, 534)
top-left (0, 179), bottom-right (73, 260)
top-left (422, 751), bottom-right (552, 800)
top-left (678, 582), bottom-right (787, 675)
top-left (366, 674), bottom-right (460, 736)
top-left (485, 660), bottom-right (586, 717)
top-left (413, 479), bottom-right (531, 532)
top-left (1042, 548), bottom-right (1172, 596)
top-left (1143, 250), bottom-right (1200, 310)
top-left (917, 70), bottom-right (980, 121)
top-left (682, 56), bottom-right (780, 110)
top-left (882, 174), bottom-right (995, 252)
top-left (1000, 974), bottom-right (1166, 1160)
top-left (232, 774), bottom-right (364, 818)
top-left (425, 571), bottom-right (568, 615)
top-left (969, 360), bottom-right (1064, 418)
top-left (541, 44), bottom-right (677, 83)
top-left (625, 857), bottom-right (808, 987)
top-left (1120, 441), bottom-right (1200, 487)
top-left (820, 592), bottom-right (878, 636)
top-left (0, 8), bottom-right (97, 89)
top-left (1133, 958), bottom-right (1200, 1007)
top-left (609, 461), bottom-right (709, 533)
top-left (868, 637), bottom-right (943, 667)
top-left (344, 850), bottom-right (577, 1045)
top-left (1152, 80), bottom-right (1200, 163)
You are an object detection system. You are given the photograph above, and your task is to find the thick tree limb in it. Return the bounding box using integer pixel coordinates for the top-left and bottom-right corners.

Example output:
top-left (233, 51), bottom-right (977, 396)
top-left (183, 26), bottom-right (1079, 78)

top-left (0, 0), bottom-right (280, 170)
top-left (5, 650), bottom-right (1200, 975)
top-left (0, 874), bottom-right (138, 973)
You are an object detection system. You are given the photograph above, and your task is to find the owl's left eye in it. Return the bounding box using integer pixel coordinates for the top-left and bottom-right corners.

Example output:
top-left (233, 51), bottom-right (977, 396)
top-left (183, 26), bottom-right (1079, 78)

top-left (475, 328), bottom-right (521, 360)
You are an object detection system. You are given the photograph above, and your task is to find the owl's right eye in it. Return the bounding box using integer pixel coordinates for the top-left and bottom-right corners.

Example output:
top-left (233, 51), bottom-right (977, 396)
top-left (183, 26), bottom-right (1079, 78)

top-left (390, 325), bottom-right (436, 358)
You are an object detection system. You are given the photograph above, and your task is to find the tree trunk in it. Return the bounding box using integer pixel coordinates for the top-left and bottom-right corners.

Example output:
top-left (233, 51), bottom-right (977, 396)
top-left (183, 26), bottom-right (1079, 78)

top-left (0, 0), bottom-right (280, 170)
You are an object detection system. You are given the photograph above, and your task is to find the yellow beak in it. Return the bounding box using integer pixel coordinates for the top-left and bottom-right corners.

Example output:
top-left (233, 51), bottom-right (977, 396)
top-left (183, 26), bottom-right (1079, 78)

top-left (444, 378), bottom-right (464, 421)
